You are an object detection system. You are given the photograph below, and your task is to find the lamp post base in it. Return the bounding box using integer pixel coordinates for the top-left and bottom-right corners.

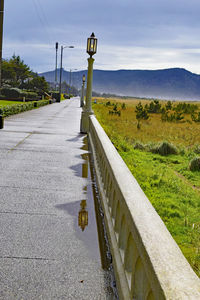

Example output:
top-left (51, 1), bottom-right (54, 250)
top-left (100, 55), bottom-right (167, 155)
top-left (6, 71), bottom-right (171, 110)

top-left (80, 110), bottom-right (93, 133)
top-left (0, 115), bottom-right (4, 129)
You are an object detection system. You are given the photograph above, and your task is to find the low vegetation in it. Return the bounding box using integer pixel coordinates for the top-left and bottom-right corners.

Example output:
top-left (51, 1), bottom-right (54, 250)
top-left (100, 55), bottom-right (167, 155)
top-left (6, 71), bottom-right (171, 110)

top-left (93, 97), bottom-right (200, 277)
top-left (1, 54), bottom-right (49, 99)
top-left (0, 99), bottom-right (51, 117)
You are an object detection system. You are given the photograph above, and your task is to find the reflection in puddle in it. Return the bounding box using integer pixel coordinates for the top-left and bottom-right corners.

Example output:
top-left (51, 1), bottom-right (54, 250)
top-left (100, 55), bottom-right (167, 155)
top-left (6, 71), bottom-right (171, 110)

top-left (56, 135), bottom-right (118, 299)
top-left (78, 200), bottom-right (88, 231)
top-left (81, 136), bottom-right (118, 299)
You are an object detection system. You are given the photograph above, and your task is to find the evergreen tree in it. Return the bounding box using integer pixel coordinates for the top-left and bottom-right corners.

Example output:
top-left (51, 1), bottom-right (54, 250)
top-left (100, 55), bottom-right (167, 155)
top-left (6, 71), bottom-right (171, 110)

top-left (135, 102), bottom-right (149, 129)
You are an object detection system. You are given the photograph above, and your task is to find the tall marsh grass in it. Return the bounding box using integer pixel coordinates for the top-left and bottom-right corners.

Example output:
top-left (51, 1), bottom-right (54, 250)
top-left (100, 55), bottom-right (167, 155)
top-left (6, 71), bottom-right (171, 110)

top-left (93, 97), bottom-right (200, 277)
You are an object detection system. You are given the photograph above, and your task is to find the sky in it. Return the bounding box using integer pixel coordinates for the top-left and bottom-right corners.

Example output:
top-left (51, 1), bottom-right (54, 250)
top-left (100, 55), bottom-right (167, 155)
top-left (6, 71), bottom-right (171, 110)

top-left (2, 0), bottom-right (200, 74)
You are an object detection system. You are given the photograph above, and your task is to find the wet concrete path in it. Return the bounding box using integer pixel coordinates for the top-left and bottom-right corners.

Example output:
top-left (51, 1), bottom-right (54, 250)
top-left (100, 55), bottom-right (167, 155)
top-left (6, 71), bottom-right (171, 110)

top-left (0, 98), bottom-right (116, 299)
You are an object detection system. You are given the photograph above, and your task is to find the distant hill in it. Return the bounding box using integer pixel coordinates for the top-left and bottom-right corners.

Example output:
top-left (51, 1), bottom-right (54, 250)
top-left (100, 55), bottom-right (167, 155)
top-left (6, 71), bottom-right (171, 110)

top-left (39, 68), bottom-right (200, 100)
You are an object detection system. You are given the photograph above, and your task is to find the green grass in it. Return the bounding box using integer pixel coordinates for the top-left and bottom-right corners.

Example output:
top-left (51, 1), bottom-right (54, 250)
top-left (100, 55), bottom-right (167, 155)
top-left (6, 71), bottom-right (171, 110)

top-left (93, 97), bottom-right (200, 277)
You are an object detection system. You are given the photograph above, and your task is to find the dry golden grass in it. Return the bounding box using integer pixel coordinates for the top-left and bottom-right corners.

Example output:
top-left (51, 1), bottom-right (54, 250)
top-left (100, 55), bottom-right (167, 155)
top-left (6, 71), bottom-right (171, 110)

top-left (93, 97), bottom-right (200, 148)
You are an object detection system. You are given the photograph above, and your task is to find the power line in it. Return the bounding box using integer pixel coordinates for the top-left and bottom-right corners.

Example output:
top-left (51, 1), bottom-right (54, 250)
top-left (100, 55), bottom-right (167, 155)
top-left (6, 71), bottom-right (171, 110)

top-left (35, 0), bottom-right (56, 41)
top-left (31, 0), bottom-right (53, 43)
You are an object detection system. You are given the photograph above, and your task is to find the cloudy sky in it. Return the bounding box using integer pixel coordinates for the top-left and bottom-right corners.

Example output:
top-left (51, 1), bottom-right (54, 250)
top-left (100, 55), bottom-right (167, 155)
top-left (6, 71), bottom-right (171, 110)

top-left (3, 0), bottom-right (200, 74)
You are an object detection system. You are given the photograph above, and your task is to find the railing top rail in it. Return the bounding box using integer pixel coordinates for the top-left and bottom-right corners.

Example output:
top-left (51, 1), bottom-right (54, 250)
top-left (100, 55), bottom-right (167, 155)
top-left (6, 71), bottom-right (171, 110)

top-left (89, 115), bottom-right (200, 299)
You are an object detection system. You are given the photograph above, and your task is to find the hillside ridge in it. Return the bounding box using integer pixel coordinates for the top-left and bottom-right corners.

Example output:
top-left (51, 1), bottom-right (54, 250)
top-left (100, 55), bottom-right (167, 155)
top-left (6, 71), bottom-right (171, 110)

top-left (39, 68), bottom-right (200, 100)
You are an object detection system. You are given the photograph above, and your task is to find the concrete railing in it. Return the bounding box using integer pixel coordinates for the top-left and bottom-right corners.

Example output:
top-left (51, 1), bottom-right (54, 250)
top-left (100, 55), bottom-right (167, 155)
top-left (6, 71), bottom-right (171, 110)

top-left (88, 115), bottom-right (200, 300)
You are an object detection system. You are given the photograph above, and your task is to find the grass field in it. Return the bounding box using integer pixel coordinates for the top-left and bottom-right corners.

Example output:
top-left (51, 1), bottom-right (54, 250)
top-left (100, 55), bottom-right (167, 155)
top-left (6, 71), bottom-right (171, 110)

top-left (93, 97), bottom-right (200, 277)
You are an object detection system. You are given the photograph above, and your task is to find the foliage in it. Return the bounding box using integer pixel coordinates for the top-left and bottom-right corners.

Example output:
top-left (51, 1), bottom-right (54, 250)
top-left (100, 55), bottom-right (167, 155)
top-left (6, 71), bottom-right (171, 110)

top-left (2, 55), bottom-right (32, 87)
top-left (135, 102), bottom-right (149, 128)
top-left (161, 110), bottom-right (185, 122)
top-left (24, 75), bottom-right (49, 95)
top-left (174, 102), bottom-right (198, 114)
top-left (121, 103), bottom-right (126, 110)
top-left (0, 99), bottom-right (50, 117)
top-left (150, 141), bottom-right (178, 156)
top-left (92, 97), bottom-right (200, 277)
top-left (106, 101), bottom-right (111, 106)
top-left (134, 142), bottom-right (145, 150)
top-left (108, 103), bottom-right (121, 116)
top-left (1, 87), bottom-right (38, 100)
top-left (1, 55), bottom-right (49, 95)
top-left (59, 81), bottom-right (79, 96)
top-left (191, 112), bottom-right (200, 123)
top-left (189, 157), bottom-right (200, 171)
top-left (145, 99), bottom-right (161, 113)
top-left (165, 100), bottom-right (173, 110)
top-left (1, 87), bottom-right (22, 98)
top-left (194, 145), bottom-right (200, 154)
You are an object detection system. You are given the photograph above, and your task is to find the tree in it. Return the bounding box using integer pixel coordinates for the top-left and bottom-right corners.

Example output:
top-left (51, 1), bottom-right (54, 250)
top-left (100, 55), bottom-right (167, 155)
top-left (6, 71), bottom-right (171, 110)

top-left (1, 54), bottom-right (32, 87)
top-left (135, 102), bottom-right (149, 129)
top-left (9, 54), bottom-right (32, 86)
top-left (165, 100), bottom-right (172, 111)
top-left (26, 75), bottom-right (49, 95)
top-left (146, 100), bottom-right (161, 113)
top-left (1, 59), bottom-right (15, 84)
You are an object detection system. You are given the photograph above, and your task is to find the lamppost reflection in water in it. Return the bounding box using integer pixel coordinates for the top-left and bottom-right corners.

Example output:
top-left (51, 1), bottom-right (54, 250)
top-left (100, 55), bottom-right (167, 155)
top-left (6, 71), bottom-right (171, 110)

top-left (78, 200), bottom-right (88, 231)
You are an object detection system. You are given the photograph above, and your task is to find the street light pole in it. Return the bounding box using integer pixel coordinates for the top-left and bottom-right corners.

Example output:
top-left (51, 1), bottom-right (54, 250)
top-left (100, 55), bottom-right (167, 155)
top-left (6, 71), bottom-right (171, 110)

top-left (0, 0), bottom-right (4, 88)
top-left (58, 45), bottom-right (74, 102)
top-left (55, 42), bottom-right (58, 90)
top-left (80, 74), bottom-right (86, 107)
top-left (69, 69), bottom-right (71, 98)
top-left (80, 33), bottom-right (97, 133)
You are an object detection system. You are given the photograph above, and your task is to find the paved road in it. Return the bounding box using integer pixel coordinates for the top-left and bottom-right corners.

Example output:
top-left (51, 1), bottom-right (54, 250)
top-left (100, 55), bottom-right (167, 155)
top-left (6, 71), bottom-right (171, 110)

top-left (0, 98), bottom-right (114, 299)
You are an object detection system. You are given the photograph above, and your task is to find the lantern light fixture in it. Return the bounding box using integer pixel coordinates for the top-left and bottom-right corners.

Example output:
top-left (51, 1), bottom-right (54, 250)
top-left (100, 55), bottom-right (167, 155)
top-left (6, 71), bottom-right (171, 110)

top-left (86, 32), bottom-right (97, 57)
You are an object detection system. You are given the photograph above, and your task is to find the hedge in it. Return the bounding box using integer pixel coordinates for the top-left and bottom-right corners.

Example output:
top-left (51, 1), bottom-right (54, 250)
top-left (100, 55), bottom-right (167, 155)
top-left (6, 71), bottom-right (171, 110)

top-left (1, 87), bottom-right (38, 100)
top-left (0, 99), bottom-right (51, 117)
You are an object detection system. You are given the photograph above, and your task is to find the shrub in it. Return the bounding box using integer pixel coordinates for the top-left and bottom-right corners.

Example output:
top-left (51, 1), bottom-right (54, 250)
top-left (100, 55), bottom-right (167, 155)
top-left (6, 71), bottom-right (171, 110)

top-left (0, 87), bottom-right (38, 100)
top-left (191, 112), bottom-right (200, 123)
top-left (146, 100), bottom-right (161, 113)
top-left (121, 103), bottom-right (126, 109)
top-left (194, 145), bottom-right (200, 154)
top-left (21, 91), bottom-right (38, 100)
top-left (1, 87), bottom-right (21, 98)
top-left (151, 141), bottom-right (178, 156)
top-left (134, 142), bottom-right (145, 150)
top-left (161, 111), bottom-right (184, 122)
top-left (0, 99), bottom-right (50, 117)
top-left (105, 101), bottom-right (111, 106)
top-left (189, 157), bottom-right (200, 171)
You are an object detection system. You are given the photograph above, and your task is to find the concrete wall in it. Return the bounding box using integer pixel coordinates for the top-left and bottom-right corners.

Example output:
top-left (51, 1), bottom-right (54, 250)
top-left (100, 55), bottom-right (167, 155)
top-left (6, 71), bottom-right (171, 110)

top-left (88, 115), bottom-right (200, 300)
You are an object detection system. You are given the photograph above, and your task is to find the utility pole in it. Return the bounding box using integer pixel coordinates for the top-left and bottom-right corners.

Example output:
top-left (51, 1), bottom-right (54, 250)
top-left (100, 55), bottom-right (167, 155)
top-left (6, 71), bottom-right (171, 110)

top-left (58, 46), bottom-right (64, 102)
top-left (0, 0), bottom-right (4, 88)
top-left (69, 69), bottom-right (71, 97)
top-left (55, 42), bottom-right (58, 90)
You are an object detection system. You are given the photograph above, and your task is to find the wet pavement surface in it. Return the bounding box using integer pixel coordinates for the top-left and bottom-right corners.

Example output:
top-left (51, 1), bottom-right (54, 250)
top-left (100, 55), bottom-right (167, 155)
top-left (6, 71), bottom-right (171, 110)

top-left (0, 98), bottom-right (117, 299)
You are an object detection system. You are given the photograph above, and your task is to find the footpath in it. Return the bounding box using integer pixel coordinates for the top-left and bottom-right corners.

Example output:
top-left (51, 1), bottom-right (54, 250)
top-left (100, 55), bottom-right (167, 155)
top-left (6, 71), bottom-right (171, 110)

top-left (0, 98), bottom-right (113, 299)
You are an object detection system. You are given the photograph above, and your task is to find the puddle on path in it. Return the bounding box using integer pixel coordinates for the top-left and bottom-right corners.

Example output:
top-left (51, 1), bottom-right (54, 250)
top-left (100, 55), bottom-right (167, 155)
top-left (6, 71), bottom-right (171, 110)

top-left (56, 135), bottom-right (118, 299)
top-left (80, 136), bottom-right (118, 298)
